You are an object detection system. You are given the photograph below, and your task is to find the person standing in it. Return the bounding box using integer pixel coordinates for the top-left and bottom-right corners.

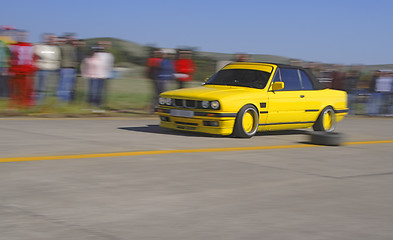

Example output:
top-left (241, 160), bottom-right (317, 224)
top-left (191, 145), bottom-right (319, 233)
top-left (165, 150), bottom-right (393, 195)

top-left (72, 39), bottom-right (87, 101)
top-left (57, 34), bottom-right (77, 103)
top-left (374, 71), bottom-right (393, 115)
top-left (368, 70), bottom-right (393, 115)
top-left (94, 41), bottom-right (114, 107)
top-left (0, 38), bottom-right (9, 98)
top-left (0, 26), bottom-right (16, 99)
top-left (174, 50), bottom-right (196, 89)
top-left (157, 48), bottom-right (175, 94)
top-left (330, 65), bottom-right (346, 90)
top-left (81, 44), bottom-right (113, 107)
top-left (74, 39), bottom-right (87, 71)
top-left (34, 34), bottom-right (60, 103)
top-left (344, 68), bottom-right (360, 115)
top-left (8, 30), bottom-right (36, 108)
top-left (146, 49), bottom-right (162, 110)
top-left (81, 48), bottom-right (99, 106)
top-left (367, 71), bottom-right (380, 116)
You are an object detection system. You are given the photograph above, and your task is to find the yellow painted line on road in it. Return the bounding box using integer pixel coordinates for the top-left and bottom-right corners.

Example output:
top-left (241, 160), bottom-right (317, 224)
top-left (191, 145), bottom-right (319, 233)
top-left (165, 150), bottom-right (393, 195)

top-left (1, 140), bottom-right (392, 163)
top-left (0, 117), bottom-right (148, 121)
top-left (343, 140), bottom-right (393, 145)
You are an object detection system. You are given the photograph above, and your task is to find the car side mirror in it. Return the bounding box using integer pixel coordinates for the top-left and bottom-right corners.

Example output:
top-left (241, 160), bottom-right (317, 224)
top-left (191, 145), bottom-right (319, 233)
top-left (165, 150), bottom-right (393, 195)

top-left (271, 82), bottom-right (284, 91)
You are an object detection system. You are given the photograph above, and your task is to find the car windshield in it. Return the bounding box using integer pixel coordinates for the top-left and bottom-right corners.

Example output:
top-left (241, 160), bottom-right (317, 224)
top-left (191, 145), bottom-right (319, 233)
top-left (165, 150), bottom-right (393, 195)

top-left (205, 69), bottom-right (271, 89)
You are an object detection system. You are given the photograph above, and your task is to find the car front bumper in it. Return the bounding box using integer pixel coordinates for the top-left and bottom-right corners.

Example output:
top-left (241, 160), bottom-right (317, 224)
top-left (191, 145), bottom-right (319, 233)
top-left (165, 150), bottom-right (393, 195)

top-left (156, 107), bottom-right (237, 136)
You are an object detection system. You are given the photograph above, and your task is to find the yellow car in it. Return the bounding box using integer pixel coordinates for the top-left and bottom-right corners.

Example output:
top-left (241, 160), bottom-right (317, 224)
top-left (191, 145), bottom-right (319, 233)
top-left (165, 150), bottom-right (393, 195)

top-left (157, 62), bottom-right (348, 138)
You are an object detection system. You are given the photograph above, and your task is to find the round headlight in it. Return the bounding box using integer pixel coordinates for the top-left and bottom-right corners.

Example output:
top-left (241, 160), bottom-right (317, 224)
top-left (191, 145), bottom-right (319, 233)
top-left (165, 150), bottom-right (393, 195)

top-left (201, 101), bottom-right (209, 109)
top-left (211, 100), bottom-right (220, 110)
top-left (165, 98), bottom-right (172, 106)
top-left (159, 97), bottom-right (165, 105)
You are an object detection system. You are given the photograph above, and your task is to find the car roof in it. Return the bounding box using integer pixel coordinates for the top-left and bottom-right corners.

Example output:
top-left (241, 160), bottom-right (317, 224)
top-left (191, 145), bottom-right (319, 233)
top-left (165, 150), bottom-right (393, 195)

top-left (227, 62), bottom-right (327, 90)
top-left (228, 61), bottom-right (311, 69)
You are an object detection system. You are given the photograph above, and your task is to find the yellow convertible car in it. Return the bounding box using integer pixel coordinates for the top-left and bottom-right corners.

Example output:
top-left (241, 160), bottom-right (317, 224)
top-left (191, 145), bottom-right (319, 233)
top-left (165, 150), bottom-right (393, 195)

top-left (157, 62), bottom-right (348, 138)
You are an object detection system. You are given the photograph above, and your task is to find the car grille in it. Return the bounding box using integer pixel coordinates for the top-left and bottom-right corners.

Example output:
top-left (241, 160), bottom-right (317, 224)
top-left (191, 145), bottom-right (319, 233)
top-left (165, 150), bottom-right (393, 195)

top-left (185, 100), bottom-right (196, 108)
top-left (174, 99), bottom-right (198, 108)
top-left (174, 99), bottom-right (183, 107)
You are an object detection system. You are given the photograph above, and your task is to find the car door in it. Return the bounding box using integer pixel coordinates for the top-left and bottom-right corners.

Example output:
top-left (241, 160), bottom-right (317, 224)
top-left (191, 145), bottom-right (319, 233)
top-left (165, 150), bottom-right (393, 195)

top-left (298, 69), bottom-right (321, 122)
top-left (266, 68), bottom-right (307, 127)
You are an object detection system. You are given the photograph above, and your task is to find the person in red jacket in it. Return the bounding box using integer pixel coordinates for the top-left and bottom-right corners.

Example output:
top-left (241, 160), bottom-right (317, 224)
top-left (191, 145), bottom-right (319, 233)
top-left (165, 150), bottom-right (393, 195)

top-left (174, 50), bottom-right (196, 89)
top-left (146, 49), bottom-right (163, 111)
top-left (8, 30), bottom-right (37, 108)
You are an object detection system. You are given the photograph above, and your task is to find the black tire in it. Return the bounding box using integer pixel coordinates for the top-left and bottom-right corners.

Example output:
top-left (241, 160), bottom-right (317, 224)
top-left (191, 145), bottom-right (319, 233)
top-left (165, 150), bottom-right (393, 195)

top-left (313, 106), bottom-right (336, 132)
top-left (233, 105), bottom-right (259, 138)
top-left (310, 132), bottom-right (343, 146)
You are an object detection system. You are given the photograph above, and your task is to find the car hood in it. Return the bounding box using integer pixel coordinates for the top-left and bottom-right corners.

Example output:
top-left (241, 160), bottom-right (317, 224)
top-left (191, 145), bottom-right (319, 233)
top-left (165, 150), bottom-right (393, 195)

top-left (161, 85), bottom-right (262, 100)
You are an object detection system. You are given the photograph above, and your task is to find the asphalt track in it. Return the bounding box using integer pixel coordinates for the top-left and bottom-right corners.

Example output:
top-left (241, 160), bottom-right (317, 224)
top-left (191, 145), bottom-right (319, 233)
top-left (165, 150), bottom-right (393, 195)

top-left (0, 116), bottom-right (392, 239)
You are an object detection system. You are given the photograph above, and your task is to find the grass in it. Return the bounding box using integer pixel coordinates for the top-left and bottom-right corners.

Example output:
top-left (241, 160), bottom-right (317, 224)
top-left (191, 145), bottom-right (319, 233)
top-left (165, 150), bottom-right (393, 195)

top-left (106, 77), bottom-right (202, 109)
top-left (0, 75), bottom-right (203, 117)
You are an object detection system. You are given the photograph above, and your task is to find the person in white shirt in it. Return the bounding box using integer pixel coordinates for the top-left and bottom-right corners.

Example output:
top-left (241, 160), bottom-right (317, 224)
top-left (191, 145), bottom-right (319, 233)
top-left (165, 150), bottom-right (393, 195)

top-left (81, 44), bottom-right (114, 107)
top-left (370, 70), bottom-right (393, 115)
top-left (34, 34), bottom-right (60, 103)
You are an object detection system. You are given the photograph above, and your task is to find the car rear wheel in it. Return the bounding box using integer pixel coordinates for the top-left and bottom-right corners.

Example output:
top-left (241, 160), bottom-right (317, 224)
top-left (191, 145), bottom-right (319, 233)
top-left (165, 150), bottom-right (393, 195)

top-left (233, 105), bottom-right (259, 138)
top-left (313, 106), bottom-right (336, 132)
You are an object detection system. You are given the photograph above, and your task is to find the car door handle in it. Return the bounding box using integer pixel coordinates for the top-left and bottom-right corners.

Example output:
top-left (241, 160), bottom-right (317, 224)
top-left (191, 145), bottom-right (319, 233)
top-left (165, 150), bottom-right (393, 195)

top-left (300, 95), bottom-right (305, 98)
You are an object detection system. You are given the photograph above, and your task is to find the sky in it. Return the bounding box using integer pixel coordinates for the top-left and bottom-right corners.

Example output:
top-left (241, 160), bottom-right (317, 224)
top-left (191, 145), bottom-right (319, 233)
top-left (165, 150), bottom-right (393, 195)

top-left (2, 0), bottom-right (393, 65)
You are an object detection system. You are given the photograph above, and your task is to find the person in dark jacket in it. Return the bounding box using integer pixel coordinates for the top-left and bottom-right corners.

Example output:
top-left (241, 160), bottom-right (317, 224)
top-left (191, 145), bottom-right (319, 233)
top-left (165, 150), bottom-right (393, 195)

top-left (57, 34), bottom-right (77, 102)
top-left (344, 68), bottom-right (360, 114)
top-left (330, 65), bottom-right (346, 90)
top-left (157, 48), bottom-right (175, 94)
top-left (0, 38), bottom-right (9, 98)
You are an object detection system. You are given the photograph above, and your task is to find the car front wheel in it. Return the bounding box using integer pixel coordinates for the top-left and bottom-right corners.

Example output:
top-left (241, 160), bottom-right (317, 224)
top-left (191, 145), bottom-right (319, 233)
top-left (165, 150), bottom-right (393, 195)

top-left (233, 105), bottom-right (259, 138)
top-left (313, 106), bottom-right (336, 132)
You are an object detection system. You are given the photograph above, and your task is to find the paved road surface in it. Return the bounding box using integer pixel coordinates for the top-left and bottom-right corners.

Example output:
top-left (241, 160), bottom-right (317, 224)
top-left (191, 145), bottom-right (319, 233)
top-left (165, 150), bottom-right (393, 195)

top-left (0, 117), bottom-right (392, 240)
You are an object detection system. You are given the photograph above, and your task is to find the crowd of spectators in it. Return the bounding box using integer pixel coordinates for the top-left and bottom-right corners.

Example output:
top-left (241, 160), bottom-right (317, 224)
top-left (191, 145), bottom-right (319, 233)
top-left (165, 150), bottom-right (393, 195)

top-left (325, 67), bottom-right (392, 116)
top-left (146, 48), bottom-right (196, 111)
top-left (0, 26), bottom-right (114, 109)
top-left (367, 70), bottom-right (393, 116)
top-left (290, 61), bottom-right (393, 116)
